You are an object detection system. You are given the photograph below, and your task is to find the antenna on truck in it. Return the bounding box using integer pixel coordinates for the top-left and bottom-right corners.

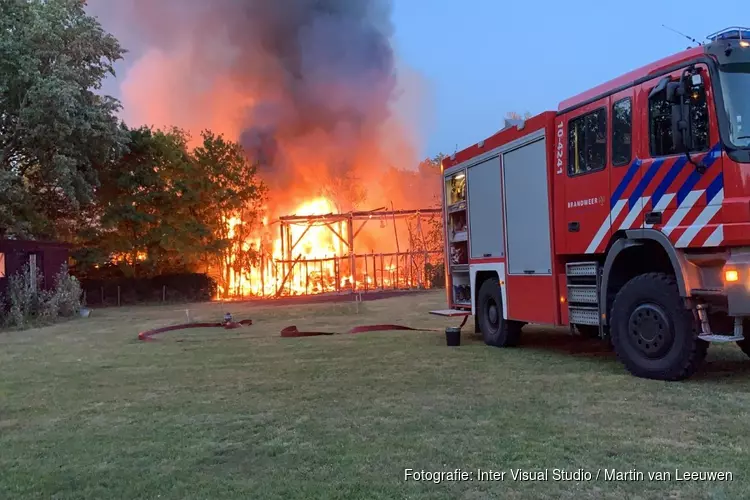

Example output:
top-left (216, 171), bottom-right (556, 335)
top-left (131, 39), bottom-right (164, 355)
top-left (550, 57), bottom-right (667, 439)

top-left (661, 24), bottom-right (702, 48)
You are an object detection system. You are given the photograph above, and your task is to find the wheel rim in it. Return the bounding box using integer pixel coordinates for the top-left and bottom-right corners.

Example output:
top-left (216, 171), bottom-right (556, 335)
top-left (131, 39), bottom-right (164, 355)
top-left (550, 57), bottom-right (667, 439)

top-left (627, 303), bottom-right (673, 358)
top-left (487, 301), bottom-right (499, 329)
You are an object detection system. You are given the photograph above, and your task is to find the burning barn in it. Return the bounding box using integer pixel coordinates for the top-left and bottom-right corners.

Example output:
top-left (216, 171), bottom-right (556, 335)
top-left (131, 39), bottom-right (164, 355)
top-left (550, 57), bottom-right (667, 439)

top-left (215, 204), bottom-right (442, 298)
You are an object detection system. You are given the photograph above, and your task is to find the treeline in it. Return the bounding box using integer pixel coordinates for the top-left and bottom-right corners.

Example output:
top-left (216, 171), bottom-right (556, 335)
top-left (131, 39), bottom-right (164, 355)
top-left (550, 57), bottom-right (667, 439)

top-left (73, 127), bottom-right (266, 280)
top-left (0, 0), bottom-right (266, 295)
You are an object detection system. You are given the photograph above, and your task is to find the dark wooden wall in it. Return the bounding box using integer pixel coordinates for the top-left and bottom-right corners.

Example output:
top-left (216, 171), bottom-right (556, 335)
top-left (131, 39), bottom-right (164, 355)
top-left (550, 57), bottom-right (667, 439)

top-left (0, 240), bottom-right (70, 297)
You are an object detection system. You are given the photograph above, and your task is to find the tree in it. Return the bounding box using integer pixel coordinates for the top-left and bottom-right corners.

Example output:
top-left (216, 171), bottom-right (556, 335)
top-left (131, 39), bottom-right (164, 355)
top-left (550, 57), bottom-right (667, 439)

top-left (505, 111), bottom-right (533, 121)
top-left (79, 127), bottom-right (267, 292)
top-left (190, 130), bottom-right (267, 295)
top-left (321, 171), bottom-right (367, 213)
top-left (417, 153), bottom-right (446, 208)
top-left (0, 0), bottom-right (126, 238)
top-left (81, 126), bottom-right (192, 276)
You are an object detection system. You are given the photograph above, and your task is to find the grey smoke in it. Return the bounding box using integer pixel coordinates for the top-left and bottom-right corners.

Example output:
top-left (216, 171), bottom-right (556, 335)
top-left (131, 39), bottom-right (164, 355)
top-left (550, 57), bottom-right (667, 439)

top-left (229, 0), bottom-right (397, 184)
top-left (90, 0), bottom-right (398, 198)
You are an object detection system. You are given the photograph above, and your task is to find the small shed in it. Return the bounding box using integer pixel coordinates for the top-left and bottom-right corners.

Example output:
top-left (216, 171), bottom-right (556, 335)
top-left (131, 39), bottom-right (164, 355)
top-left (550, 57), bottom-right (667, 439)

top-left (0, 240), bottom-right (70, 296)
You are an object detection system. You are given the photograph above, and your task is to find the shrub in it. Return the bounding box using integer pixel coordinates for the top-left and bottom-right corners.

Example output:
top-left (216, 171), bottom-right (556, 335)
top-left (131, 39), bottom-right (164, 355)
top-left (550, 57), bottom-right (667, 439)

top-left (1, 263), bottom-right (82, 329)
top-left (4, 263), bottom-right (45, 328)
top-left (50, 266), bottom-right (83, 317)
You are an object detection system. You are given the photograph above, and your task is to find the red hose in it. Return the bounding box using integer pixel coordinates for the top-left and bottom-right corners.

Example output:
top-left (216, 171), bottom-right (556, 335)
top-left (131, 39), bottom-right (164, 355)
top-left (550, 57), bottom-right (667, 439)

top-left (280, 316), bottom-right (469, 337)
top-left (280, 324), bottom-right (438, 338)
top-left (138, 316), bottom-right (468, 341)
top-left (138, 319), bottom-right (253, 341)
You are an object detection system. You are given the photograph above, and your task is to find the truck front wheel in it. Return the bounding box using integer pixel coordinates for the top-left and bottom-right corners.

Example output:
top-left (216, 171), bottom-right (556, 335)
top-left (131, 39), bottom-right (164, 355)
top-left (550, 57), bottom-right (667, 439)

top-left (477, 279), bottom-right (522, 347)
top-left (610, 273), bottom-right (707, 381)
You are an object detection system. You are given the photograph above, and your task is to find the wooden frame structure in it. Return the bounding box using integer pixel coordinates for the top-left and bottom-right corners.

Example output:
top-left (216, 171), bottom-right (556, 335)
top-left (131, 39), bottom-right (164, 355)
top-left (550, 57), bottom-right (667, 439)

top-left (268, 207), bottom-right (442, 297)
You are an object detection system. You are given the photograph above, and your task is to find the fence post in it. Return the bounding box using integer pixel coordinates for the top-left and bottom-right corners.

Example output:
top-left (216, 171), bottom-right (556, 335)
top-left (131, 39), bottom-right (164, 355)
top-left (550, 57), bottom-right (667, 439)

top-left (117, 286), bottom-right (121, 307)
top-left (319, 259), bottom-right (323, 292)
top-left (83, 290), bottom-right (87, 307)
top-left (162, 285), bottom-right (166, 302)
top-left (101, 286), bottom-right (104, 305)
top-left (380, 254), bottom-right (384, 290)
top-left (395, 255), bottom-right (399, 290)
top-left (305, 260), bottom-right (309, 295)
top-left (335, 257), bottom-right (340, 293)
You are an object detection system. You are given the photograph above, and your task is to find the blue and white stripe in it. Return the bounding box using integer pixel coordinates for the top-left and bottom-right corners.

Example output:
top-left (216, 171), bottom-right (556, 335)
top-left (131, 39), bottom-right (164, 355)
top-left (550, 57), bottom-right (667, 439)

top-left (584, 145), bottom-right (724, 253)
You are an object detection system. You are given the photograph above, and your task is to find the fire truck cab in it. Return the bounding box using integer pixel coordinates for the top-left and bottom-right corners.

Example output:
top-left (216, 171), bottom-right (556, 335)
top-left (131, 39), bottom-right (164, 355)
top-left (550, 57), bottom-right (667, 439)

top-left (432, 28), bottom-right (750, 380)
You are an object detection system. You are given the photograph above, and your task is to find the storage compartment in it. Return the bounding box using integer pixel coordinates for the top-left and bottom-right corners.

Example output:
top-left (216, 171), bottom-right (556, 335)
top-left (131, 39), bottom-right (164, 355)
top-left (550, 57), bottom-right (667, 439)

top-left (448, 210), bottom-right (468, 243)
top-left (445, 170), bottom-right (467, 208)
top-left (467, 156), bottom-right (505, 259)
top-left (503, 137), bottom-right (552, 274)
top-left (449, 241), bottom-right (468, 265)
top-left (451, 272), bottom-right (471, 306)
top-left (444, 168), bottom-right (470, 270)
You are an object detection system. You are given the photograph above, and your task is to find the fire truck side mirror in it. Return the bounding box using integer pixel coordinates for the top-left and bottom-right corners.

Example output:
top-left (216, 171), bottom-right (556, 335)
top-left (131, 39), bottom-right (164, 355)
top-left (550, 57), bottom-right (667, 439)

top-left (668, 74), bottom-right (694, 152)
top-left (649, 76), bottom-right (671, 99)
top-left (671, 102), bottom-right (693, 151)
top-left (666, 82), bottom-right (681, 103)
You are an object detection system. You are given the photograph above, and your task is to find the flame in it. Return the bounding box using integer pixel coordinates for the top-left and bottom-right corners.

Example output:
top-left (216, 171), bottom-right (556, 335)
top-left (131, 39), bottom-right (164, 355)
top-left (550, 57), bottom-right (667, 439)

top-left (110, 251), bottom-right (148, 264)
top-left (218, 197), bottom-right (348, 298)
top-left (215, 196), bottom-right (438, 300)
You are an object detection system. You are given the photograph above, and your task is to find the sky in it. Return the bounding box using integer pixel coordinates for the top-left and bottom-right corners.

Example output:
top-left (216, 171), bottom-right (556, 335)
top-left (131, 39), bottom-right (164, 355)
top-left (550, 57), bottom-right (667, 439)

top-left (92, 0), bottom-right (742, 160)
top-left (391, 0), bottom-right (741, 157)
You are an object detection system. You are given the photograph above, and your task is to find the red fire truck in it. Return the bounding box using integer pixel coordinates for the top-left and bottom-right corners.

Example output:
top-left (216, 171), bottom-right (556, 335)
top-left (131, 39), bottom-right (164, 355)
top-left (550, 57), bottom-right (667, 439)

top-left (431, 27), bottom-right (750, 381)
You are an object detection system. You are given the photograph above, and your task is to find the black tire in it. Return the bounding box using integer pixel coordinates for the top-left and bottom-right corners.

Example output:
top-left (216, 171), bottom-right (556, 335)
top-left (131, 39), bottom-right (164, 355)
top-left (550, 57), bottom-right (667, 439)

top-left (575, 325), bottom-right (601, 338)
top-left (477, 279), bottom-right (521, 347)
top-left (610, 272), bottom-right (707, 381)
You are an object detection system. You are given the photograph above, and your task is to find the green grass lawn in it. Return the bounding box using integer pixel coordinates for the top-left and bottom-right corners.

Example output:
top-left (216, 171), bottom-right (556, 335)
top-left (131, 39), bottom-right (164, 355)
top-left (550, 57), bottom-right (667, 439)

top-left (2, 290), bottom-right (750, 499)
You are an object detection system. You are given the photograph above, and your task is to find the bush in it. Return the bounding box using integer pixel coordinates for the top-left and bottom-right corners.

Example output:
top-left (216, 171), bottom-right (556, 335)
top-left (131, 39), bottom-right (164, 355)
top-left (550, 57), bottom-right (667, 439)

top-left (48, 266), bottom-right (83, 317)
top-left (1, 263), bottom-right (82, 329)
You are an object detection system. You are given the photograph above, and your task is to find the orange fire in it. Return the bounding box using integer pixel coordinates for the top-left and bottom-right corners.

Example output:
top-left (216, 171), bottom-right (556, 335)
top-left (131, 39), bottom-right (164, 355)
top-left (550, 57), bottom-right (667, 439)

top-left (215, 196), bottom-right (437, 300)
top-left (218, 197), bottom-right (350, 298)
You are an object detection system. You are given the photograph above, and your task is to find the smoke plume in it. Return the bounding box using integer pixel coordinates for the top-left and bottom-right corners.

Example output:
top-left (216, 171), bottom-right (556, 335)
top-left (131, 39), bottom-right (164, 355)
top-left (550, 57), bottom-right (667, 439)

top-left (86, 0), bottom-right (434, 217)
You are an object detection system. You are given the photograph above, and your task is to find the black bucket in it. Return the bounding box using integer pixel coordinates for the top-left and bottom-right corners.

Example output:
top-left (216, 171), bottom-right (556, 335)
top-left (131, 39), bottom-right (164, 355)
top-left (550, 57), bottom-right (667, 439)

top-left (445, 327), bottom-right (461, 346)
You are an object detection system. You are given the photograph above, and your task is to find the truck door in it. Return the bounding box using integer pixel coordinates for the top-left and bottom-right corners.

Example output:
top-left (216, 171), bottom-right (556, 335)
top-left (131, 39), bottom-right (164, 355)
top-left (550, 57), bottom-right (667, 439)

top-left (561, 101), bottom-right (613, 254)
top-left (635, 64), bottom-right (722, 247)
top-left (605, 88), bottom-right (638, 240)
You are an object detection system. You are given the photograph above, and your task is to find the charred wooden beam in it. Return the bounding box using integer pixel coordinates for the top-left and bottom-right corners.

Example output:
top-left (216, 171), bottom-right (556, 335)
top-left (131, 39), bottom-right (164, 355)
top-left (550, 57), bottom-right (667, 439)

top-left (278, 207), bottom-right (441, 224)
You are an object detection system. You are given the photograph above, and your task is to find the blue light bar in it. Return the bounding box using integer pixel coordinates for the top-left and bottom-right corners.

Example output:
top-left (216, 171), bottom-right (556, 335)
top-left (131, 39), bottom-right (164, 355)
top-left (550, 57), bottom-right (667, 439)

top-left (707, 27), bottom-right (750, 42)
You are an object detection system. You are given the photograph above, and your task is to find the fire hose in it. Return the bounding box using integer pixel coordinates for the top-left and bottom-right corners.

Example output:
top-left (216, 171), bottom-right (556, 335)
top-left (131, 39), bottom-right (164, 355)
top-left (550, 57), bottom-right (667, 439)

top-left (137, 319), bottom-right (253, 341)
top-left (137, 316), bottom-right (468, 341)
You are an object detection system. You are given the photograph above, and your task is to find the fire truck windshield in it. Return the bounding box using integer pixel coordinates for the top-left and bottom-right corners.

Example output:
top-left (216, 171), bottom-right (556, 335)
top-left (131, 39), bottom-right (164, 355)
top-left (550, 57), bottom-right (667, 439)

top-left (719, 63), bottom-right (750, 148)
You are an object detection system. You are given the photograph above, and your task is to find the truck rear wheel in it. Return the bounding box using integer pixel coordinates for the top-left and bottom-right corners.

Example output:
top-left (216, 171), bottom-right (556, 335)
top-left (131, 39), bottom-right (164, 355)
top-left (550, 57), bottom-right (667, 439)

top-left (477, 279), bottom-right (521, 347)
top-left (610, 272), bottom-right (707, 381)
